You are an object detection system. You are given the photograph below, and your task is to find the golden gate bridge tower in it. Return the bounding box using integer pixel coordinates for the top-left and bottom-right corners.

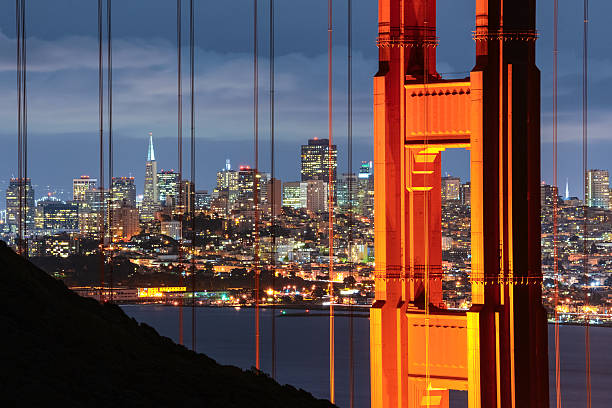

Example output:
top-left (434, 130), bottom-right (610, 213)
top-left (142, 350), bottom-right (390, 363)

top-left (370, 0), bottom-right (549, 407)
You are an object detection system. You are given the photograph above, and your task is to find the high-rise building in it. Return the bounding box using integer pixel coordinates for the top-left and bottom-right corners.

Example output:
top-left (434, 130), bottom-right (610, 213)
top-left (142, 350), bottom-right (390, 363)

top-left (157, 170), bottom-right (179, 207)
top-left (111, 177), bottom-right (136, 208)
top-left (6, 178), bottom-right (35, 233)
top-left (441, 176), bottom-right (461, 202)
top-left (194, 190), bottom-right (211, 211)
top-left (216, 159), bottom-right (239, 204)
top-left (305, 180), bottom-right (327, 213)
top-left (357, 161), bottom-right (374, 217)
top-left (359, 161), bottom-right (373, 180)
top-left (586, 169), bottom-right (610, 209)
top-left (35, 196), bottom-right (79, 233)
top-left (460, 182), bottom-right (471, 206)
top-left (540, 183), bottom-right (558, 208)
top-left (337, 173), bottom-right (359, 207)
top-left (73, 176), bottom-right (97, 202)
top-left (282, 182), bottom-right (306, 209)
top-left (141, 133), bottom-right (159, 221)
top-left (179, 180), bottom-right (195, 215)
top-left (111, 205), bottom-right (140, 241)
top-left (161, 220), bottom-right (182, 241)
top-left (265, 178), bottom-right (282, 216)
top-left (300, 138), bottom-right (337, 184)
top-left (78, 188), bottom-right (110, 237)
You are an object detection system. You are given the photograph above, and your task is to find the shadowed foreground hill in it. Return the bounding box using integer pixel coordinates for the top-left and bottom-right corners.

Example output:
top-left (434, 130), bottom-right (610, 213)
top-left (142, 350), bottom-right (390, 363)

top-left (0, 241), bottom-right (335, 407)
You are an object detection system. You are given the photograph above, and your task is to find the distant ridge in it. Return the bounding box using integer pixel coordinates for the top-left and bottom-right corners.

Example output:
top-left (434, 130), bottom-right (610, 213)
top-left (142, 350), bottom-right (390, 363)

top-left (0, 240), bottom-right (335, 407)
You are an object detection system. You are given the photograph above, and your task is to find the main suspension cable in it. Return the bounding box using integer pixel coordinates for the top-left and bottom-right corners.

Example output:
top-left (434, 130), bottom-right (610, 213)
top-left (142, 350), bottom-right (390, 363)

top-left (107, 0), bottom-right (114, 303)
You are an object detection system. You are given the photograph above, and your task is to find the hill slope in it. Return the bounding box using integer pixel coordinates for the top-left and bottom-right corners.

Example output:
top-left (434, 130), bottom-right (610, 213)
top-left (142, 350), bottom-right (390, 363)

top-left (0, 241), bottom-right (335, 407)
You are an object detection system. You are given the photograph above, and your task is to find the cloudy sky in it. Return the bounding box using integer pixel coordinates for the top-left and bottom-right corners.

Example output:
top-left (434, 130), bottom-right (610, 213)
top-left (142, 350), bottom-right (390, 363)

top-left (0, 0), bottom-right (610, 201)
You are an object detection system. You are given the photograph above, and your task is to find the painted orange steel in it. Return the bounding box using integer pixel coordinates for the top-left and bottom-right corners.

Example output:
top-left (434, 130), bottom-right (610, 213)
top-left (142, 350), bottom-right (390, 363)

top-left (371, 1), bottom-right (549, 407)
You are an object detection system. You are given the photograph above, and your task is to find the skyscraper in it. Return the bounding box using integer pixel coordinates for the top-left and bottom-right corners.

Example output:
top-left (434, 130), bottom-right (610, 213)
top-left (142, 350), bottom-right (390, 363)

top-left (73, 176), bottom-right (97, 202)
top-left (586, 169), bottom-right (610, 209)
top-left (300, 138), bottom-right (337, 184)
top-left (6, 178), bottom-right (35, 233)
top-left (141, 133), bottom-right (159, 222)
top-left (157, 170), bottom-right (179, 207)
top-left (441, 176), bottom-right (461, 202)
top-left (111, 177), bottom-right (137, 208)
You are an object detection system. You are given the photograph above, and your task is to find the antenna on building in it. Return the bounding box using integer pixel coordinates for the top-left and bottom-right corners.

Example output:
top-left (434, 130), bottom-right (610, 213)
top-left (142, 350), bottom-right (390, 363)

top-left (565, 177), bottom-right (569, 199)
top-left (225, 158), bottom-right (231, 171)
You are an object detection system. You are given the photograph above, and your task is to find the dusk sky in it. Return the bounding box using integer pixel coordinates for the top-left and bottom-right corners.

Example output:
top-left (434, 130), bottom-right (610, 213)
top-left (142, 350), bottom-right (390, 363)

top-left (0, 0), bottom-right (610, 202)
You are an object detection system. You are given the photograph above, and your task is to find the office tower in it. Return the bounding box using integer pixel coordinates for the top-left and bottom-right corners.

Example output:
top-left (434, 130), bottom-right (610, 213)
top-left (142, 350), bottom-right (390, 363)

top-left (5, 178), bottom-right (35, 233)
top-left (161, 220), bottom-right (182, 241)
top-left (194, 190), bottom-right (211, 210)
top-left (586, 169), bottom-right (610, 209)
top-left (141, 133), bottom-right (159, 221)
top-left (540, 183), bottom-right (558, 207)
top-left (282, 182), bottom-right (306, 209)
top-left (237, 166), bottom-right (255, 202)
top-left (441, 176), bottom-right (461, 202)
top-left (36, 196), bottom-right (79, 233)
top-left (157, 170), bottom-right (179, 207)
top-left (359, 160), bottom-right (374, 180)
top-left (73, 176), bottom-right (97, 202)
top-left (215, 159), bottom-right (239, 205)
top-left (357, 161), bottom-right (375, 217)
top-left (111, 205), bottom-right (140, 241)
top-left (179, 180), bottom-right (195, 215)
top-left (300, 138), bottom-right (337, 185)
top-left (78, 188), bottom-right (110, 237)
top-left (305, 180), bottom-right (327, 213)
top-left (460, 182), bottom-right (471, 206)
top-left (111, 177), bottom-right (137, 208)
top-left (265, 178), bottom-right (282, 216)
top-left (337, 173), bottom-right (359, 207)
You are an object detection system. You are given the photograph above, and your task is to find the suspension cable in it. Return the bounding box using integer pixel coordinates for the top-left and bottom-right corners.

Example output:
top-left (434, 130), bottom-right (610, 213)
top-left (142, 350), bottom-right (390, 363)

top-left (190, 0), bottom-right (196, 353)
top-left (552, 0), bottom-right (562, 405)
top-left (327, 0), bottom-right (335, 403)
top-left (253, 0), bottom-right (261, 371)
top-left (582, 1), bottom-right (592, 407)
top-left (347, 0), bottom-right (354, 407)
top-left (269, 0), bottom-right (276, 380)
top-left (98, 0), bottom-right (105, 302)
top-left (16, 0), bottom-right (24, 256)
top-left (107, 0), bottom-right (113, 303)
top-left (177, 0), bottom-right (184, 346)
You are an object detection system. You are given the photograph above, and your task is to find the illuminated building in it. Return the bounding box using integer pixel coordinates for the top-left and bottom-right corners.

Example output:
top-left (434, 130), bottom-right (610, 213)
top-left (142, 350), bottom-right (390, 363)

top-left (216, 159), bottom-right (239, 204)
top-left (264, 178), bottom-right (282, 216)
top-left (282, 182), bottom-right (306, 209)
top-left (586, 169), bottom-right (610, 209)
top-left (194, 190), bottom-right (210, 210)
top-left (337, 173), bottom-right (359, 208)
top-left (541, 183), bottom-right (559, 208)
top-left (72, 176), bottom-right (97, 202)
top-left (460, 182), bottom-right (471, 206)
top-left (141, 132), bottom-right (159, 222)
top-left (441, 175), bottom-right (461, 202)
top-left (357, 161), bottom-right (374, 217)
top-left (111, 205), bottom-right (140, 241)
top-left (111, 177), bottom-right (136, 208)
top-left (78, 188), bottom-right (110, 237)
top-left (5, 178), bottom-right (35, 233)
top-left (179, 180), bottom-right (195, 215)
top-left (157, 170), bottom-right (179, 207)
top-left (305, 180), bottom-right (327, 213)
top-left (237, 166), bottom-right (255, 202)
top-left (300, 138), bottom-right (337, 186)
top-left (161, 220), bottom-right (182, 241)
top-left (35, 196), bottom-right (79, 233)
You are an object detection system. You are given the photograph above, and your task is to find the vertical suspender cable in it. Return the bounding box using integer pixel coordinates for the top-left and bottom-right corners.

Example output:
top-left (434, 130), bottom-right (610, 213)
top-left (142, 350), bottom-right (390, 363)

top-left (582, 1), bottom-right (592, 407)
top-left (552, 0), bottom-right (562, 406)
top-left (327, 0), bottom-right (335, 403)
top-left (22, 0), bottom-right (28, 258)
top-left (107, 0), bottom-right (113, 303)
top-left (15, 0), bottom-right (22, 255)
top-left (253, 0), bottom-right (261, 371)
top-left (347, 0), bottom-right (354, 407)
top-left (98, 0), bottom-right (105, 302)
top-left (177, 0), bottom-right (184, 346)
top-left (190, 0), bottom-right (196, 352)
top-left (269, 0), bottom-right (277, 380)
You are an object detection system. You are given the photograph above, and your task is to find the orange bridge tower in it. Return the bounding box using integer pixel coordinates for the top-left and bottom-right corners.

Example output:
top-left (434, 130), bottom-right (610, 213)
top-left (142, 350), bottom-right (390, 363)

top-left (370, 1), bottom-right (550, 407)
